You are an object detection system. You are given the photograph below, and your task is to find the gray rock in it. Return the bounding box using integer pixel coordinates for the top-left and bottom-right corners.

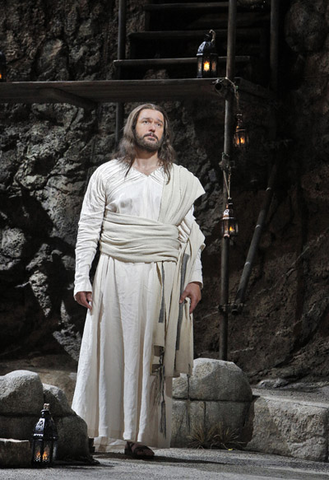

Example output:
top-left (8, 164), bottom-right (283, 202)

top-left (0, 439), bottom-right (31, 467)
top-left (42, 385), bottom-right (90, 461)
top-left (0, 416), bottom-right (37, 441)
top-left (0, 370), bottom-right (90, 462)
top-left (257, 378), bottom-right (290, 389)
top-left (56, 415), bottom-right (90, 460)
top-left (204, 400), bottom-right (251, 436)
top-left (43, 384), bottom-right (75, 417)
top-left (38, 370), bottom-right (77, 405)
top-left (173, 358), bottom-right (252, 402)
top-left (171, 399), bottom-right (189, 447)
top-left (36, 39), bottom-right (68, 81)
top-left (172, 374), bottom-right (189, 399)
top-left (285, 1), bottom-right (327, 53)
top-left (171, 360), bottom-right (253, 448)
top-left (1, 227), bottom-right (26, 259)
top-left (0, 370), bottom-right (44, 415)
top-left (246, 394), bottom-right (329, 462)
top-left (28, 270), bottom-right (52, 317)
top-left (171, 399), bottom-right (251, 448)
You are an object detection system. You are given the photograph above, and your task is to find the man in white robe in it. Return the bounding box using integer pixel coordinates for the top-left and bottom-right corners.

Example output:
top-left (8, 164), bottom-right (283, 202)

top-left (72, 103), bottom-right (205, 458)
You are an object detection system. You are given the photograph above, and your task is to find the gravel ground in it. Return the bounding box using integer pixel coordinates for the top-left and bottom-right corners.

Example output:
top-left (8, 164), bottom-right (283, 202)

top-left (2, 448), bottom-right (329, 480)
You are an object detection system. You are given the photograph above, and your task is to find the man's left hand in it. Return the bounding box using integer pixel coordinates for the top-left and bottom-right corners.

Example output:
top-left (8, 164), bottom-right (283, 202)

top-left (179, 282), bottom-right (202, 314)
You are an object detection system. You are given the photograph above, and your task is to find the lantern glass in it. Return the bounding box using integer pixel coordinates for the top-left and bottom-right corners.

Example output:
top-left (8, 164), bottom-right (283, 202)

top-left (221, 200), bottom-right (238, 238)
top-left (234, 115), bottom-right (249, 149)
top-left (196, 30), bottom-right (218, 78)
top-left (211, 54), bottom-right (218, 76)
top-left (31, 403), bottom-right (58, 468)
top-left (197, 56), bottom-right (203, 77)
top-left (203, 60), bottom-right (211, 73)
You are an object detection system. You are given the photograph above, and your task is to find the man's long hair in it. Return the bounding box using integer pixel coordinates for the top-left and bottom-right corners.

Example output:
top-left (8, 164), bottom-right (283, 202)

top-left (113, 103), bottom-right (176, 180)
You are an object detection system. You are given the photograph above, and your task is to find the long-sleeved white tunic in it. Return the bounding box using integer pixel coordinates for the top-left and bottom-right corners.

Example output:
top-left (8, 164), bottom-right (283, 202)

top-left (72, 159), bottom-right (203, 450)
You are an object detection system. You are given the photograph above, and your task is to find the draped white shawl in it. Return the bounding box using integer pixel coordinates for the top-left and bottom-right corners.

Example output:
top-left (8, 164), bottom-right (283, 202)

top-left (97, 163), bottom-right (205, 378)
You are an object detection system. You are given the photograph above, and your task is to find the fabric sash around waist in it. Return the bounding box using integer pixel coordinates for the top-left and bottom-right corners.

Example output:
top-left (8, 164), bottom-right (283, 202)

top-left (100, 211), bottom-right (180, 263)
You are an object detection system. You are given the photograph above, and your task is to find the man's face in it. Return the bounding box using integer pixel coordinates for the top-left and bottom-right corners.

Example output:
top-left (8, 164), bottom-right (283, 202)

top-left (134, 109), bottom-right (165, 152)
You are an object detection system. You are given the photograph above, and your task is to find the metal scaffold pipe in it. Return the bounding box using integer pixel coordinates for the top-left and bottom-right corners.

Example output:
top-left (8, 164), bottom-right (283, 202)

top-left (219, 0), bottom-right (237, 361)
top-left (270, 0), bottom-right (280, 93)
top-left (116, 0), bottom-right (127, 144)
top-left (233, 162), bottom-right (278, 313)
top-left (232, 0), bottom-right (280, 314)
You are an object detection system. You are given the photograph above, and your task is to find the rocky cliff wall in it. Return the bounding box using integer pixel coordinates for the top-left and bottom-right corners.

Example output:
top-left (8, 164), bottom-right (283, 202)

top-left (0, 0), bottom-right (328, 385)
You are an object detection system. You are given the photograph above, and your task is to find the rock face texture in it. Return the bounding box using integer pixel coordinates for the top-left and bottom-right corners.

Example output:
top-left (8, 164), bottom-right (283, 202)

top-left (0, 0), bottom-right (328, 387)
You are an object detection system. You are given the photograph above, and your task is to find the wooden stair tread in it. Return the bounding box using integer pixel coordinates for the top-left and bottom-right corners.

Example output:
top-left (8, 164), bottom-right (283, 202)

top-left (145, 2), bottom-right (230, 12)
top-left (129, 28), bottom-right (264, 40)
top-left (113, 56), bottom-right (251, 68)
top-left (144, 3), bottom-right (270, 31)
top-left (144, 2), bottom-right (269, 12)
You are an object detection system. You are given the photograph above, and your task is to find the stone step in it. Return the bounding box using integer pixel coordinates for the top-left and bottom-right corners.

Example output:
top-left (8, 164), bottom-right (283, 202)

top-left (246, 388), bottom-right (329, 462)
top-left (171, 360), bottom-right (329, 462)
top-left (0, 439), bottom-right (31, 467)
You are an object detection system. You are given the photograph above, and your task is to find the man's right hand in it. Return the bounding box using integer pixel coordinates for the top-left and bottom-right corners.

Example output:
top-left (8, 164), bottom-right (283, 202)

top-left (75, 291), bottom-right (92, 310)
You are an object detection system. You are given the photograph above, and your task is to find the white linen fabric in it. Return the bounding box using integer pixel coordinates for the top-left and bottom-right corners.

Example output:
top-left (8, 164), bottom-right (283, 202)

top-left (72, 159), bottom-right (204, 450)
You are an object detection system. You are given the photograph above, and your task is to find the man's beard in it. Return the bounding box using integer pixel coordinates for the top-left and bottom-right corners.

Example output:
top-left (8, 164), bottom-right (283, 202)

top-left (134, 132), bottom-right (164, 152)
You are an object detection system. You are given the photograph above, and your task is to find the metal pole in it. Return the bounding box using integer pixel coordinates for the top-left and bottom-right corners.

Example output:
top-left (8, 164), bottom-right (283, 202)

top-left (117, 0), bottom-right (127, 61)
top-left (232, 0), bottom-right (280, 313)
top-left (233, 162), bottom-right (278, 312)
top-left (219, 0), bottom-right (237, 360)
top-left (270, 0), bottom-right (280, 93)
top-left (116, 0), bottom-right (126, 144)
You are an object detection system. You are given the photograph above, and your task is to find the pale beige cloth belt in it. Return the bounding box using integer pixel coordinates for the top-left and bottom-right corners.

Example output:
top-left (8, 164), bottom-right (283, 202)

top-left (100, 211), bottom-right (180, 263)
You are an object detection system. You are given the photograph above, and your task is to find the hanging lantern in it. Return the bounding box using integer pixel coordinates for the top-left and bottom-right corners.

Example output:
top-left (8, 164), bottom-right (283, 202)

top-left (0, 51), bottom-right (6, 82)
top-left (31, 403), bottom-right (58, 467)
top-left (196, 30), bottom-right (218, 78)
top-left (221, 198), bottom-right (238, 238)
top-left (234, 113), bottom-right (249, 149)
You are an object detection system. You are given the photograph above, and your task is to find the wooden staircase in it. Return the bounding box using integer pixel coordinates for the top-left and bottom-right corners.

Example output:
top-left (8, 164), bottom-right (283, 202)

top-left (0, 1), bottom-right (278, 121)
top-left (114, 0), bottom-right (271, 86)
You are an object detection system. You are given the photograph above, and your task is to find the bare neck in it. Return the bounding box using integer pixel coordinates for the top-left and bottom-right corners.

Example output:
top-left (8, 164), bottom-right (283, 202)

top-left (132, 148), bottom-right (160, 175)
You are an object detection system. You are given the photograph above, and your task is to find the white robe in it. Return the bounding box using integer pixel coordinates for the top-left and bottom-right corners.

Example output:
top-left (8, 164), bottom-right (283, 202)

top-left (72, 159), bottom-right (204, 450)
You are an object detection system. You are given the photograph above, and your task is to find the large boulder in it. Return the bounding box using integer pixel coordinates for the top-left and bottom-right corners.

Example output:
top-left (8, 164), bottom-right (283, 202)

top-left (173, 358), bottom-right (252, 402)
top-left (0, 371), bottom-right (44, 443)
top-left (0, 370), bottom-right (90, 464)
top-left (171, 359), bottom-right (253, 448)
top-left (43, 383), bottom-right (90, 460)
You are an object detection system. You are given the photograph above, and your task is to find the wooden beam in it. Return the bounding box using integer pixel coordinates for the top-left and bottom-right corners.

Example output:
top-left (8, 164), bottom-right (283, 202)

top-left (0, 79), bottom-right (220, 105)
top-left (0, 78), bottom-right (273, 107)
top-left (39, 87), bottom-right (97, 110)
